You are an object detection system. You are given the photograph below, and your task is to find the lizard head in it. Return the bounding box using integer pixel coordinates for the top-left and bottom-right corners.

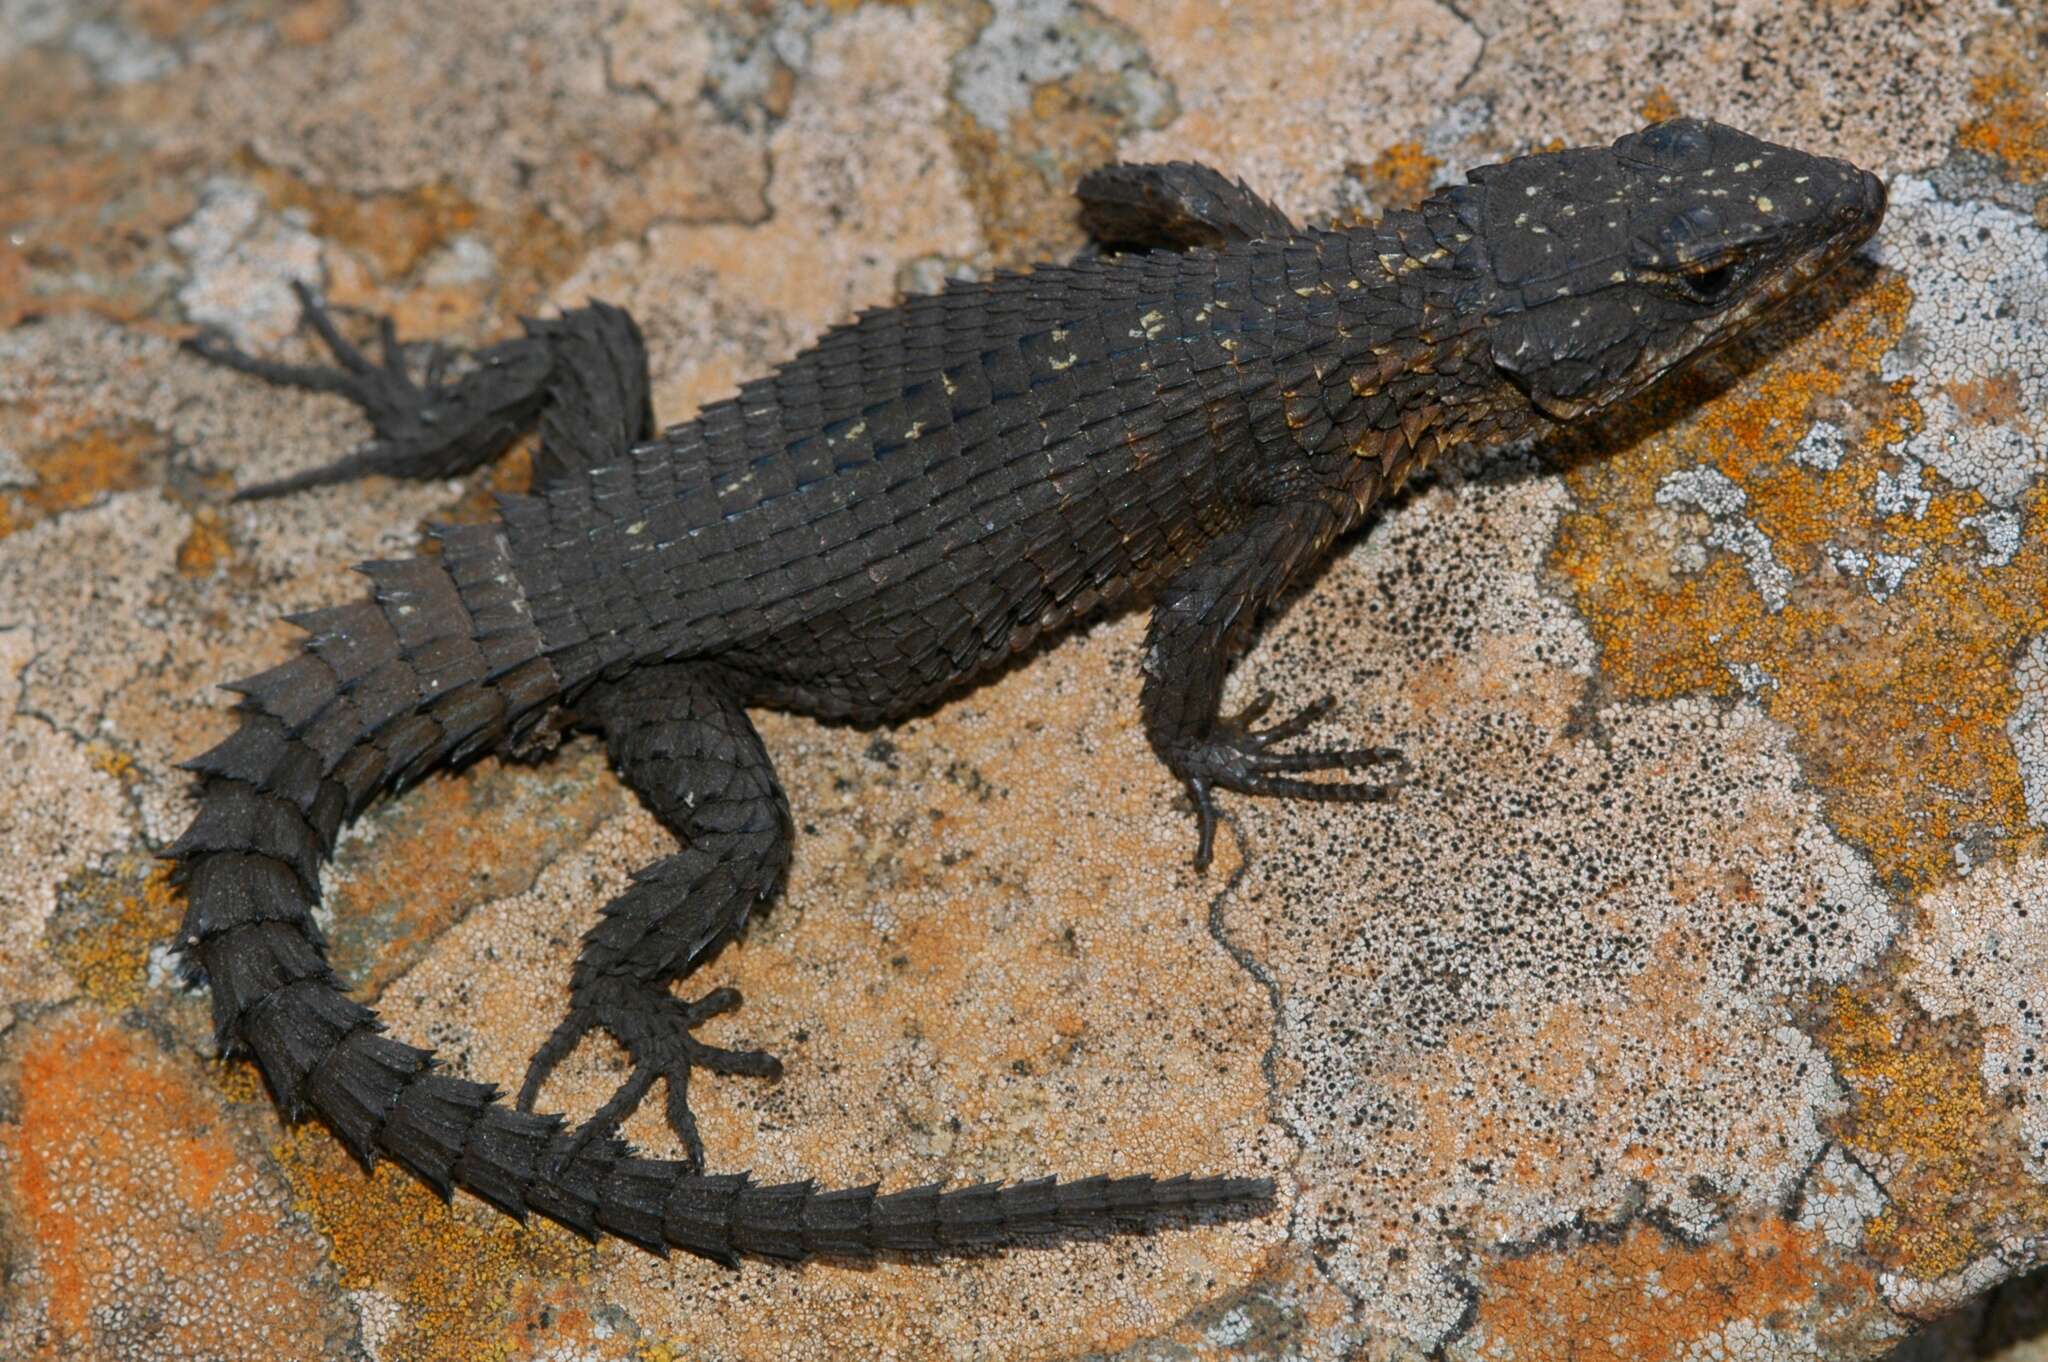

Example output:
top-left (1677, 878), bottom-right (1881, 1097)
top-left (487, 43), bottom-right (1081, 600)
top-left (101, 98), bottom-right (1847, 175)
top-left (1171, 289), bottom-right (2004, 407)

top-left (1468, 118), bottom-right (1886, 421)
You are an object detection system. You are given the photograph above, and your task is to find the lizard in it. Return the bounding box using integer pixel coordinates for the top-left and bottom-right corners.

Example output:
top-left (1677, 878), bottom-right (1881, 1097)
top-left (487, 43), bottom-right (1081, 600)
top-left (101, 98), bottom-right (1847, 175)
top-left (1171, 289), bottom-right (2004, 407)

top-left (167, 118), bottom-right (1886, 1265)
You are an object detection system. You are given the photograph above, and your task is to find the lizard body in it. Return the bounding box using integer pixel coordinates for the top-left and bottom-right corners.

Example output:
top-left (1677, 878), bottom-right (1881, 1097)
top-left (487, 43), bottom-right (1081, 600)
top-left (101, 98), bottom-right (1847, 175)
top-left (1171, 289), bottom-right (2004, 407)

top-left (168, 120), bottom-right (1884, 1264)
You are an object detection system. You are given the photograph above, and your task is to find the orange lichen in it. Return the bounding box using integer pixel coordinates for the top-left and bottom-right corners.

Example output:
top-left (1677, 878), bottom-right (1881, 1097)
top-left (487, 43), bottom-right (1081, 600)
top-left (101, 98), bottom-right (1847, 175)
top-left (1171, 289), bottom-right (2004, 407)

top-left (275, 0), bottom-right (348, 46)
top-left (241, 159), bottom-right (480, 283)
top-left (0, 238), bottom-right (26, 330)
top-left (175, 509), bottom-right (232, 575)
top-left (635, 1345), bottom-right (688, 1362)
top-left (86, 743), bottom-right (137, 784)
top-left (208, 1055), bottom-right (268, 1106)
top-left (0, 423), bottom-right (160, 538)
top-left (240, 157), bottom-right (583, 315)
top-left (1959, 69), bottom-right (2048, 184)
top-left (123, 0), bottom-right (225, 43)
top-left (1551, 270), bottom-right (2048, 893)
top-left (1471, 1217), bottom-right (1867, 1361)
top-left (27, 424), bottom-right (155, 509)
top-left (1639, 87), bottom-right (1682, 124)
top-left (1813, 984), bottom-right (2048, 1281)
top-left (0, 1013), bottom-right (350, 1358)
top-left (1350, 140), bottom-right (1443, 212)
top-left (324, 746), bottom-right (624, 995)
top-left (946, 73), bottom-right (1132, 267)
top-left (1942, 370), bottom-right (2035, 434)
top-left (0, 52), bottom-right (200, 327)
top-left (45, 859), bottom-right (183, 1012)
top-left (275, 1126), bottom-right (594, 1362)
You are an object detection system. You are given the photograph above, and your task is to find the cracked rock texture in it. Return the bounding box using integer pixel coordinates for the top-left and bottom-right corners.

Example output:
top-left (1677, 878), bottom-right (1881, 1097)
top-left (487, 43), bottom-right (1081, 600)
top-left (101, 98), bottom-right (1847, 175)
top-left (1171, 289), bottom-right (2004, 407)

top-left (3, 1), bottom-right (2048, 1359)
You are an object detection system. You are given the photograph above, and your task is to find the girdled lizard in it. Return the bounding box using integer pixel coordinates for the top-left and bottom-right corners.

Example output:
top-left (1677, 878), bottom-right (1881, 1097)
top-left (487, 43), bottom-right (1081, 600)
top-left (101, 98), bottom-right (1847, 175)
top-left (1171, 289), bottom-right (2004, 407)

top-left (168, 119), bottom-right (1885, 1264)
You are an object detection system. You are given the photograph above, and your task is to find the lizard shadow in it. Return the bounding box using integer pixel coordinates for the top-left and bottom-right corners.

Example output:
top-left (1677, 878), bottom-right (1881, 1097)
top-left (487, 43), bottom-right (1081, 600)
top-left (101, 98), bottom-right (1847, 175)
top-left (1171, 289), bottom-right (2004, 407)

top-left (729, 1194), bottom-right (1277, 1275)
top-left (1454, 252), bottom-right (1887, 494)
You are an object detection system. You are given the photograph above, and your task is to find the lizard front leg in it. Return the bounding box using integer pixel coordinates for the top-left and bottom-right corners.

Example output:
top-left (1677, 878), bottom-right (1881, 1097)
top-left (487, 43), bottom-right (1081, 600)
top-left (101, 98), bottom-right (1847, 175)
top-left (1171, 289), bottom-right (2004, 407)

top-left (1143, 501), bottom-right (1408, 870)
top-left (516, 662), bottom-right (791, 1171)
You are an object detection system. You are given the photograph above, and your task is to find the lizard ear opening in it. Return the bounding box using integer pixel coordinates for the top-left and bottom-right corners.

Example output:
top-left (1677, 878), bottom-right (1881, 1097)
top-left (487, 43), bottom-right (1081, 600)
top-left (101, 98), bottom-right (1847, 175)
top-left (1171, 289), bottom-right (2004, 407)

top-left (1486, 311), bottom-right (1600, 421)
top-left (1486, 299), bottom-right (1653, 422)
top-left (1511, 377), bottom-right (1595, 422)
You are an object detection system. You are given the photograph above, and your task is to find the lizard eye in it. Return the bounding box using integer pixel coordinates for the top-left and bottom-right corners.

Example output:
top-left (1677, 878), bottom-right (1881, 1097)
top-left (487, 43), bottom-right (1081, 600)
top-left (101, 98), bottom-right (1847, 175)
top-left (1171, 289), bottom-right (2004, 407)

top-left (1685, 262), bottom-right (1736, 299)
top-left (1669, 252), bottom-right (1747, 305)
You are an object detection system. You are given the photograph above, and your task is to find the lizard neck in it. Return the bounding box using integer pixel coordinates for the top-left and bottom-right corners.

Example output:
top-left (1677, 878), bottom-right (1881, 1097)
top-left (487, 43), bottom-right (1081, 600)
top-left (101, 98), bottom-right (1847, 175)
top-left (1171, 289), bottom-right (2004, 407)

top-left (1306, 208), bottom-right (1535, 519)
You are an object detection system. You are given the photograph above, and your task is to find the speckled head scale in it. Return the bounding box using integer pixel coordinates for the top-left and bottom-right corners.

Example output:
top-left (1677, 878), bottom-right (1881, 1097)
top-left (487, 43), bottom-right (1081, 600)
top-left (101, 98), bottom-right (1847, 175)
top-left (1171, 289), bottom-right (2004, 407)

top-left (1470, 117), bottom-right (1887, 420)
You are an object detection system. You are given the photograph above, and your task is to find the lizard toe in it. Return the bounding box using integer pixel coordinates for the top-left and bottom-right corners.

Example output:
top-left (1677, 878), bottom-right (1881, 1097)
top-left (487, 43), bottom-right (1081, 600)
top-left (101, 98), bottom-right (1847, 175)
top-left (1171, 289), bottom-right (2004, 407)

top-left (520, 977), bottom-right (782, 1167)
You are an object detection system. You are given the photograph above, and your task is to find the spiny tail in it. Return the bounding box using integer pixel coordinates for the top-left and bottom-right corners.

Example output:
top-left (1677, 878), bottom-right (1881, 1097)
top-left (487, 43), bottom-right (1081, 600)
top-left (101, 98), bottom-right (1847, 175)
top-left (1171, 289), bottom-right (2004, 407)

top-left (168, 523), bottom-right (1270, 1263)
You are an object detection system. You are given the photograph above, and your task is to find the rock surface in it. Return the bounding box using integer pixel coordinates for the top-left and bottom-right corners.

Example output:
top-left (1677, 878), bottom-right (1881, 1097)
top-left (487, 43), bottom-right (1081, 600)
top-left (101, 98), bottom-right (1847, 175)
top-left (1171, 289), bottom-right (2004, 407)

top-left (2, 1), bottom-right (2046, 1358)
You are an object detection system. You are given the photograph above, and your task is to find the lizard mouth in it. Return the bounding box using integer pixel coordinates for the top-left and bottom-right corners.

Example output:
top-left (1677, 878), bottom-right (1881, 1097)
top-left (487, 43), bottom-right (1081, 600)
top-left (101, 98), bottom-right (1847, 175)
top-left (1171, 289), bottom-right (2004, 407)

top-left (1500, 168), bottom-right (1887, 425)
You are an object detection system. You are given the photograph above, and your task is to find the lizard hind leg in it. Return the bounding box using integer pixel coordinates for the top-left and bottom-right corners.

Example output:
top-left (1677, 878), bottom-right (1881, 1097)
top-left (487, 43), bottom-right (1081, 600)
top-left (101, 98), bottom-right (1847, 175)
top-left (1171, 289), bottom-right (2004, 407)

top-left (524, 303), bottom-right (655, 490)
top-left (516, 663), bottom-right (792, 1171)
top-left (517, 974), bottom-right (781, 1173)
top-left (188, 282), bottom-right (557, 499)
top-left (186, 283), bottom-right (655, 499)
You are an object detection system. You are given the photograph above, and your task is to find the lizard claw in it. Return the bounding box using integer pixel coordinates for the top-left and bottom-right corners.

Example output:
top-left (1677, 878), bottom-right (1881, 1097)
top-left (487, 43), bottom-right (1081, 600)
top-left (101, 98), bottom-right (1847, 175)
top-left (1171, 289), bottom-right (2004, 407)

top-left (1218, 691), bottom-right (1339, 749)
top-left (518, 978), bottom-right (782, 1172)
top-left (1187, 775), bottom-right (1220, 871)
top-left (1173, 696), bottom-right (1410, 870)
top-left (185, 282), bottom-right (553, 499)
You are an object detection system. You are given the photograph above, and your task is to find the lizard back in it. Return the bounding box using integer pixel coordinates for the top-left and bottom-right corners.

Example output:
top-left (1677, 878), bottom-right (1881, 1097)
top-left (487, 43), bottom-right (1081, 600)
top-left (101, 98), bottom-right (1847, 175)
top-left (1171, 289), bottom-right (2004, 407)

top-left (504, 221), bottom-right (1502, 720)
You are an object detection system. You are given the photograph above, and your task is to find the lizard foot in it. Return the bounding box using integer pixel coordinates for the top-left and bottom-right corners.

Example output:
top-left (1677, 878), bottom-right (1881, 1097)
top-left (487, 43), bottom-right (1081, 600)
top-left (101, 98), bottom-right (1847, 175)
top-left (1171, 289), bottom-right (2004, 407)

top-left (1173, 692), bottom-right (1410, 871)
top-left (186, 281), bottom-right (551, 499)
top-left (516, 976), bottom-right (782, 1172)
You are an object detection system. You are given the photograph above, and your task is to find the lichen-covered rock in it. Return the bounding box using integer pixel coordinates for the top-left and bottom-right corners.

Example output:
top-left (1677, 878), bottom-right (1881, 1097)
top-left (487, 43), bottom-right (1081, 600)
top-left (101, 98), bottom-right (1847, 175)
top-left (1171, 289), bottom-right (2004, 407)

top-left (2, 1), bottom-right (2045, 1358)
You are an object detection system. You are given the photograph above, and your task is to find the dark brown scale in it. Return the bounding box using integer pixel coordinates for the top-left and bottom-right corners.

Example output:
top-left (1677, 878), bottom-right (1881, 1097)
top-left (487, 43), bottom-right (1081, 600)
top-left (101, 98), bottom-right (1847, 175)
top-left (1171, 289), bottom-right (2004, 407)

top-left (165, 121), bottom-right (1885, 1263)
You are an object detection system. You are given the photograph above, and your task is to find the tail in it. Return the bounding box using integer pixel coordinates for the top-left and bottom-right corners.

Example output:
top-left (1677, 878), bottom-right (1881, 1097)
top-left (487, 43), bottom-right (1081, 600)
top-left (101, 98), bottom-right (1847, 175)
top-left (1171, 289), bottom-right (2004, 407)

top-left (168, 522), bottom-right (1271, 1263)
